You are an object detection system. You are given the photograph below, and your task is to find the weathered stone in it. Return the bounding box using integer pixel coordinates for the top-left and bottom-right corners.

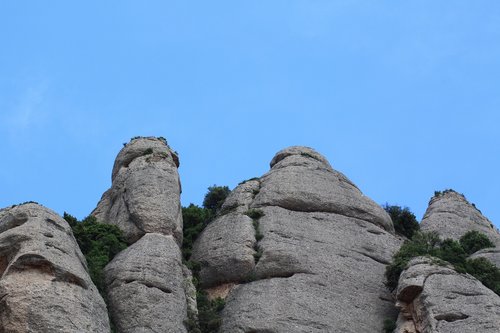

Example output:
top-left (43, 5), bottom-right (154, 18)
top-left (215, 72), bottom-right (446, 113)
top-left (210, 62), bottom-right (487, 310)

top-left (395, 257), bottom-right (500, 333)
top-left (93, 137), bottom-right (183, 244)
top-left (192, 146), bottom-right (402, 332)
top-left (0, 203), bottom-right (110, 332)
top-left (104, 233), bottom-right (192, 333)
top-left (421, 190), bottom-right (500, 243)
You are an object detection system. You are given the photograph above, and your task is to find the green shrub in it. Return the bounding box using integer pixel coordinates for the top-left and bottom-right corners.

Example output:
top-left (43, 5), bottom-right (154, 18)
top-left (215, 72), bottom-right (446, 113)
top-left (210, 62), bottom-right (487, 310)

top-left (383, 204), bottom-right (420, 239)
top-left (383, 319), bottom-right (396, 333)
top-left (245, 209), bottom-right (265, 220)
top-left (63, 213), bottom-right (127, 293)
top-left (182, 204), bottom-right (212, 260)
top-left (459, 230), bottom-right (494, 255)
top-left (386, 230), bottom-right (500, 296)
top-left (143, 148), bottom-right (154, 155)
top-left (203, 185), bottom-right (230, 214)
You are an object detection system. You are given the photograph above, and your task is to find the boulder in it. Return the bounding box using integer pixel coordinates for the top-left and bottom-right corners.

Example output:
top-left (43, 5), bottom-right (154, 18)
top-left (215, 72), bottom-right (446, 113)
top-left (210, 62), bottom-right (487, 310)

top-left (192, 146), bottom-right (402, 332)
top-left (0, 203), bottom-right (110, 332)
top-left (93, 137), bottom-right (183, 244)
top-left (104, 233), bottom-right (194, 333)
top-left (394, 257), bottom-right (500, 333)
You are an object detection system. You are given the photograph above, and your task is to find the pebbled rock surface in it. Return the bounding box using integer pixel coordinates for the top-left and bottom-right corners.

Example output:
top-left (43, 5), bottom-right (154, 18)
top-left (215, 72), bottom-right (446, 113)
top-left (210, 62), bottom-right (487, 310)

top-left (394, 257), bottom-right (500, 333)
top-left (93, 137), bottom-right (182, 244)
top-left (104, 233), bottom-right (193, 333)
top-left (421, 190), bottom-right (500, 243)
top-left (0, 203), bottom-right (110, 332)
top-left (192, 146), bottom-right (402, 332)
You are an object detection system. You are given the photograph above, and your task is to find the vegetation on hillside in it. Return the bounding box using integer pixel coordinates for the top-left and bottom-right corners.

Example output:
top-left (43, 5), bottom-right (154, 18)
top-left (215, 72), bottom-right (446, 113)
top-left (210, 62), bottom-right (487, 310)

top-left (385, 230), bottom-right (499, 295)
top-left (63, 213), bottom-right (127, 294)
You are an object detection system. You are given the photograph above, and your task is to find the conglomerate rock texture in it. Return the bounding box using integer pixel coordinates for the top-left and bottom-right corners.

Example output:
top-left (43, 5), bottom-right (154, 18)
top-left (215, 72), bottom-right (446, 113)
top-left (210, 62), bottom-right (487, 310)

top-left (0, 203), bottom-right (110, 332)
top-left (192, 146), bottom-right (402, 333)
top-left (95, 137), bottom-right (195, 333)
top-left (93, 137), bottom-right (182, 245)
top-left (394, 257), bottom-right (500, 333)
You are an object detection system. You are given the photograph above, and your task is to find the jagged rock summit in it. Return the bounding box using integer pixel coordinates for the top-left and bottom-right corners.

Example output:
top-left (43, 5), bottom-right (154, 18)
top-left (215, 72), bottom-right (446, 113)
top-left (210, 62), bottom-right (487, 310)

top-left (192, 146), bottom-right (402, 332)
top-left (0, 203), bottom-right (109, 332)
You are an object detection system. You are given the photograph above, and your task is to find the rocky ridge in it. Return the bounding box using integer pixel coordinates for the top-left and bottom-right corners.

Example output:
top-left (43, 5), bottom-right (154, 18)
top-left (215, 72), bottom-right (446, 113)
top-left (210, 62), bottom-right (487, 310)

top-left (1, 140), bottom-right (499, 333)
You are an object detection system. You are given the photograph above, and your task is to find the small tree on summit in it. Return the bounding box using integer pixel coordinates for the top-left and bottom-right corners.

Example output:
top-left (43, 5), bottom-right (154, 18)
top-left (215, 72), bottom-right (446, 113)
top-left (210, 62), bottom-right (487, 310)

top-left (202, 185), bottom-right (230, 214)
top-left (383, 204), bottom-right (420, 239)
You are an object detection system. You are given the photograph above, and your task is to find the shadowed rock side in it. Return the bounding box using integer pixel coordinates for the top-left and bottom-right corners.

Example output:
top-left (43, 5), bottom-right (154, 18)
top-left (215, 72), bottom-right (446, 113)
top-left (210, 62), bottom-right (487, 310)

top-left (394, 257), bottom-right (500, 333)
top-left (104, 233), bottom-right (196, 333)
top-left (0, 203), bottom-right (110, 332)
top-left (192, 146), bottom-right (402, 332)
top-left (93, 137), bottom-right (182, 245)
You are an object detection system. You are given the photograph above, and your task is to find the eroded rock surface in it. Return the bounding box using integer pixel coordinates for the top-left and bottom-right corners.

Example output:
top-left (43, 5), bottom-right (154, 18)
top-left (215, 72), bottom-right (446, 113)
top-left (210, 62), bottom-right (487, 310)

top-left (93, 137), bottom-right (182, 244)
top-left (192, 146), bottom-right (402, 332)
top-left (0, 203), bottom-right (109, 332)
top-left (395, 257), bottom-right (500, 333)
top-left (421, 190), bottom-right (500, 243)
top-left (104, 233), bottom-right (194, 333)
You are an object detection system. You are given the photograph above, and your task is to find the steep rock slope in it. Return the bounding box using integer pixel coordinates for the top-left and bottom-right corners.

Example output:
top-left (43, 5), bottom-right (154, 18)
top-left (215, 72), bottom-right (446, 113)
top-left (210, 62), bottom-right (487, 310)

top-left (192, 146), bottom-right (402, 332)
top-left (94, 137), bottom-right (195, 333)
top-left (93, 137), bottom-right (182, 245)
top-left (421, 190), bottom-right (500, 267)
top-left (394, 257), bottom-right (500, 333)
top-left (0, 203), bottom-right (110, 332)
top-left (421, 190), bottom-right (500, 243)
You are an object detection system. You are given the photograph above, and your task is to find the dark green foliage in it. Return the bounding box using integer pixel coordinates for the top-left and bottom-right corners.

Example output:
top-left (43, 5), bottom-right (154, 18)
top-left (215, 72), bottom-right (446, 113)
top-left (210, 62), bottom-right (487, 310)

top-left (465, 257), bottom-right (500, 295)
top-left (383, 204), bottom-right (420, 239)
top-left (383, 319), bottom-right (396, 333)
top-left (143, 148), bottom-right (154, 155)
top-left (63, 213), bottom-right (127, 293)
top-left (245, 209), bottom-right (264, 220)
top-left (202, 185), bottom-right (230, 214)
top-left (386, 230), bottom-right (500, 296)
top-left (238, 177), bottom-right (259, 185)
top-left (182, 204), bottom-right (212, 260)
top-left (385, 231), bottom-right (441, 290)
top-left (459, 230), bottom-right (494, 255)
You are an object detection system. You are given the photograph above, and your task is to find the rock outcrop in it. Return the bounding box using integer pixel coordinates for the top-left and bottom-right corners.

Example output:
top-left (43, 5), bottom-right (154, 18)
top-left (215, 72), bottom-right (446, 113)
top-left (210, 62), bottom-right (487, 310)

top-left (104, 233), bottom-right (195, 333)
top-left (192, 146), bottom-right (402, 332)
top-left (394, 257), bottom-right (500, 333)
top-left (95, 137), bottom-right (195, 332)
top-left (421, 190), bottom-right (500, 243)
top-left (0, 203), bottom-right (110, 332)
top-left (93, 137), bottom-right (182, 245)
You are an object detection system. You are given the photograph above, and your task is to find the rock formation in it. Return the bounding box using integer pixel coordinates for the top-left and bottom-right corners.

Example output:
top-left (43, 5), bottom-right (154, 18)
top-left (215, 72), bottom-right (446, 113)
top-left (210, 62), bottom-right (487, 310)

top-left (94, 137), bottom-right (196, 332)
top-left (192, 146), bottom-right (402, 332)
top-left (0, 203), bottom-right (110, 332)
top-left (93, 137), bottom-right (182, 245)
top-left (394, 257), bottom-right (500, 333)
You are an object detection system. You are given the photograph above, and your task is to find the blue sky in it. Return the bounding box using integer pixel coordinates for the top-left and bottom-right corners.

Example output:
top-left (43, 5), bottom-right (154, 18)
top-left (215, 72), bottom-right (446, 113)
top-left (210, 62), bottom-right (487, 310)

top-left (1, 1), bottom-right (499, 227)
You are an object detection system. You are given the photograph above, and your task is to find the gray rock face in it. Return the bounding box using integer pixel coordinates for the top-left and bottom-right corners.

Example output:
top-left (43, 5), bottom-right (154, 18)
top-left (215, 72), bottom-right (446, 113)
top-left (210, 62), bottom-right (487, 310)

top-left (192, 146), bottom-right (402, 332)
top-left (93, 137), bottom-right (182, 244)
top-left (0, 203), bottom-right (110, 332)
top-left (395, 257), bottom-right (500, 333)
top-left (421, 190), bottom-right (500, 243)
top-left (104, 233), bottom-right (193, 333)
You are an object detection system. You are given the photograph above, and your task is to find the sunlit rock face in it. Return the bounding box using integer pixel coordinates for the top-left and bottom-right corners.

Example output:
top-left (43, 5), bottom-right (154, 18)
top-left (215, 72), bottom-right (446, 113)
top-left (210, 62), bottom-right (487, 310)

top-left (93, 136), bottom-right (183, 245)
top-left (95, 137), bottom-right (196, 333)
top-left (0, 203), bottom-right (110, 333)
top-left (192, 146), bottom-right (402, 333)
